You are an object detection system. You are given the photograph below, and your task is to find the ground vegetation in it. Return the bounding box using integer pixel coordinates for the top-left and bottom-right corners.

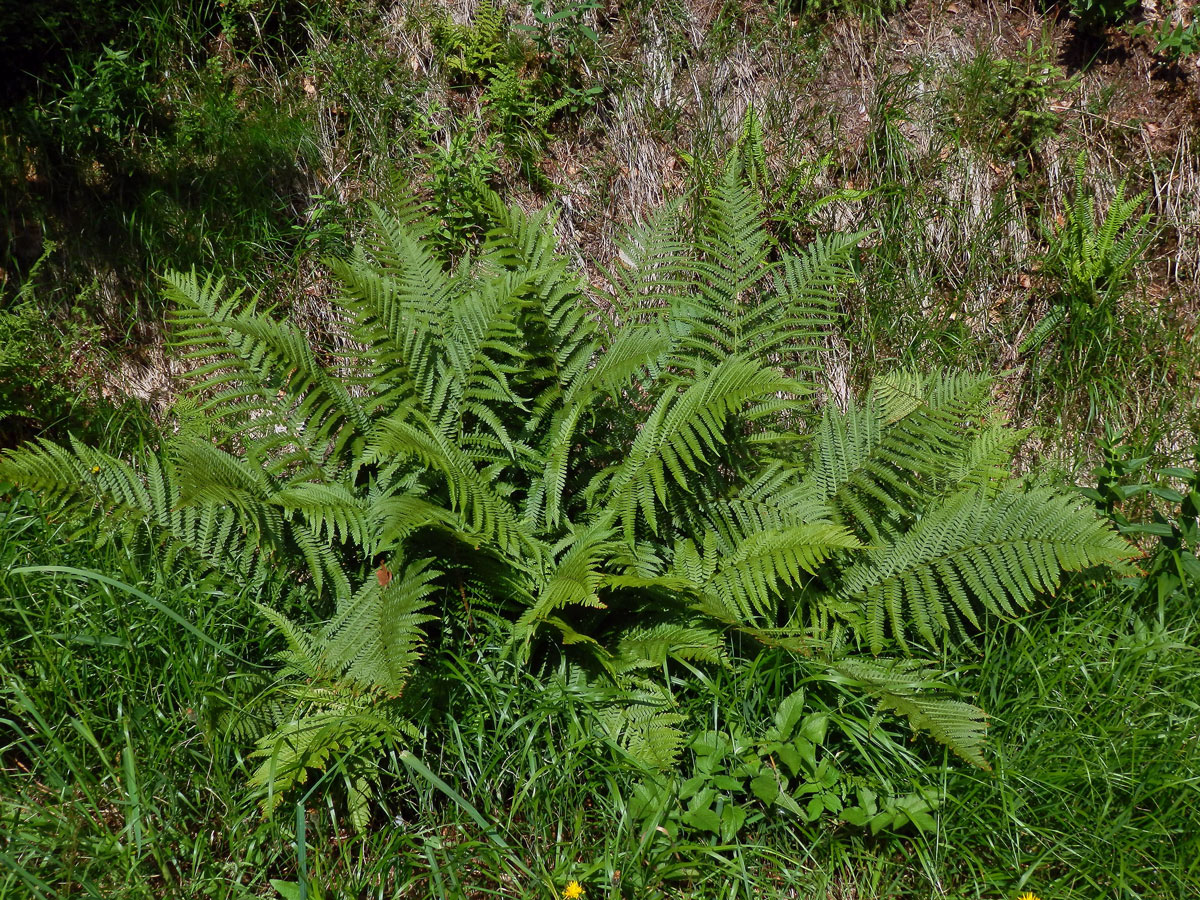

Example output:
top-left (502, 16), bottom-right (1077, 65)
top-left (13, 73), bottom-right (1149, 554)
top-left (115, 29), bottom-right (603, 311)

top-left (2, 0), bottom-right (1199, 897)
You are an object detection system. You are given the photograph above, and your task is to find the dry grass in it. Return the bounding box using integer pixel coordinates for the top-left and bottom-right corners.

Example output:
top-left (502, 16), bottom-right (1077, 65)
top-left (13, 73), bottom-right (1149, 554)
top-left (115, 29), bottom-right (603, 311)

top-left (12, 0), bottom-right (1195, 454)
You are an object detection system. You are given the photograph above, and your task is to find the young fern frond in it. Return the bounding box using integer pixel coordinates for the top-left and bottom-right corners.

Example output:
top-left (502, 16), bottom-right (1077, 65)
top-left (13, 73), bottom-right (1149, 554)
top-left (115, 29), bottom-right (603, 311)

top-left (686, 162), bottom-right (774, 361)
top-left (736, 104), bottom-right (770, 191)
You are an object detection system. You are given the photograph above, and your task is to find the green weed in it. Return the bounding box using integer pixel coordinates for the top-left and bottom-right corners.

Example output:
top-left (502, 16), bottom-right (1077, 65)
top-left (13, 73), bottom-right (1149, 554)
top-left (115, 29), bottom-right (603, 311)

top-left (946, 38), bottom-right (1072, 172)
top-left (1066, 0), bottom-right (1139, 31)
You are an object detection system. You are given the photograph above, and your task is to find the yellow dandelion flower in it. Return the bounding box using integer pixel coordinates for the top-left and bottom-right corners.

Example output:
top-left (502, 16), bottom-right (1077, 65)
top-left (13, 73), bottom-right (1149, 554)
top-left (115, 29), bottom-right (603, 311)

top-left (563, 881), bottom-right (584, 900)
top-left (91, 465), bottom-right (101, 474)
top-left (1017, 892), bottom-right (1042, 900)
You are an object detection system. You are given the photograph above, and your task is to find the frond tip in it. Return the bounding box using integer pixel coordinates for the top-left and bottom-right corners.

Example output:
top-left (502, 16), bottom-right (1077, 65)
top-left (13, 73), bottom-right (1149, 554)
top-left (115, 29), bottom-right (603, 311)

top-left (832, 657), bottom-right (990, 769)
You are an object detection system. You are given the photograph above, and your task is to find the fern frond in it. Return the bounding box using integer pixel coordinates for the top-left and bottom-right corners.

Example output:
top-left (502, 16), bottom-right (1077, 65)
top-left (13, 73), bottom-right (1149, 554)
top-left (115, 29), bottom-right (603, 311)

top-left (612, 622), bottom-right (728, 672)
top-left (594, 680), bottom-right (688, 770)
top-left (694, 161), bottom-right (772, 316)
top-left (367, 410), bottom-right (532, 556)
top-left (838, 485), bottom-right (1136, 652)
top-left (513, 518), bottom-right (615, 648)
top-left (735, 106), bottom-right (770, 191)
top-left (333, 203), bottom-right (453, 411)
top-left (0, 437), bottom-right (273, 585)
top-left (255, 601), bottom-right (328, 678)
top-left (603, 357), bottom-right (806, 539)
top-left (270, 481), bottom-right (371, 549)
top-left (250, 704), bottom-right (413, 821)
top-left (166, 271), bottom-right (364, 475)
top-left (702, 462), bottom-right (828, 546)
top-left (539, 325), bottom-right (669, 528)
top-left (830, 656), bottom-right (990, 769)
top-left (322, 558), bottom-right (440, 695)
top-left (707, 523), bottom-right (862, 622)
top-left (370, 493), bottom-right (460, 553)
top-left (943, 421), bottom-right (1031, 495)
top-left (798, 370), bottom-right (996, 540)
top-left (605, 199), bottom-right (696, 325)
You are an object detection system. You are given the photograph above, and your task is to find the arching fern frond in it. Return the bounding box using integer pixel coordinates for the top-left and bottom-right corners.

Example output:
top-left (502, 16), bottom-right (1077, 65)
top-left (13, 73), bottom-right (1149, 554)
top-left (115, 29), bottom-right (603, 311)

top-left (798, 370), bottom-right (997, 541)
top-left (513, 518), bottom-right (615, 650)
top-left (830, 656), bottom-right (990, 769)
top-left (837, 485), bottom-right (1136, 652)
top-left (0, 437), bottom-right (273, 587)
top-left (165, 271), bottom-right (366, 477)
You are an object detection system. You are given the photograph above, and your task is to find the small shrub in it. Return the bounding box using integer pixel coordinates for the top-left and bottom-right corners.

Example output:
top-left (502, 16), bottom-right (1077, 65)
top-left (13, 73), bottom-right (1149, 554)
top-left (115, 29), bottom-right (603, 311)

top-left (431, 1), bottom-right (589, 177)
top-left (1140, 19), bottom-right (1200, 62)
top-left (0, 245), bottom-right (109, 447)
top-left (516, 0), bottom-right (608, 113)
top-left (1067, 0), bottom-right (1139, 31)
top-left (36, 44), bottom-right (158, 164)
top-left (948, 39), bottom-right (1072, 170)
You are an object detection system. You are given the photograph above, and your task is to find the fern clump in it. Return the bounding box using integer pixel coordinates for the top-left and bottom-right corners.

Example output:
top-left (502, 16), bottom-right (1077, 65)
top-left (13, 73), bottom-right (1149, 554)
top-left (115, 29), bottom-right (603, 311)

top-left (0, 154), bottom-right (1135, 825)
top-left (1023, 152), bottom-right (1152, 355)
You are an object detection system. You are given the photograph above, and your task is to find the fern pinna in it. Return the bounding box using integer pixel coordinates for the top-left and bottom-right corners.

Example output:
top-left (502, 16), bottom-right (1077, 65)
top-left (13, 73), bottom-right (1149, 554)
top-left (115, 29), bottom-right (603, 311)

top-left (0, 156), bottom-right (1133, 823)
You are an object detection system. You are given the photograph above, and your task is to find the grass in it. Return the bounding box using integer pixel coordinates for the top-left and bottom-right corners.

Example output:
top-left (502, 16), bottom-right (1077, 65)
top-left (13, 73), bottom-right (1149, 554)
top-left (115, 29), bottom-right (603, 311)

top-left (938, 586), bottom-right (1200, 898)
top-left (0, 493), bottom-right (288, 898)
top-left (4, 475), bottom-right (1196, 898)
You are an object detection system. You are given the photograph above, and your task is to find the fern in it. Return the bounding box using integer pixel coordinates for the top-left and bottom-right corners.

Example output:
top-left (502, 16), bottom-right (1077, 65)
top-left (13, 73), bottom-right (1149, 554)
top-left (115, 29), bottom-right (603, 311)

top-left (247, 559), bottom-right (434, 823)
top-left (838, 484), bottom-right (1134, 652)
top-left (830, 657), bottom-right (990, 768)
top-left (0, 138), bottom-right (1135, 810)
top-left (1025, 152), bottom-right (1152, 352)
top-left (1054, 151), bottom-right (1151, 307)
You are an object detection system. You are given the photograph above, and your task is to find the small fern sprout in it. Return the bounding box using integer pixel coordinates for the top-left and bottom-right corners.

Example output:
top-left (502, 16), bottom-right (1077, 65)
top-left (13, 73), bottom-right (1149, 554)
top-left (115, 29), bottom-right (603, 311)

top-left (1023, 151), bottom-right (1153, 354)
